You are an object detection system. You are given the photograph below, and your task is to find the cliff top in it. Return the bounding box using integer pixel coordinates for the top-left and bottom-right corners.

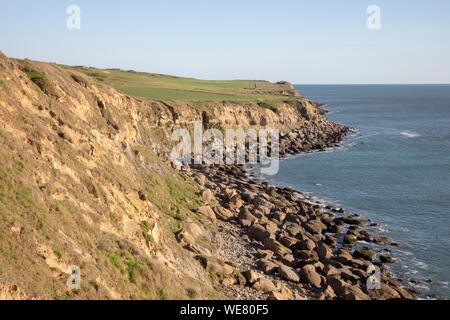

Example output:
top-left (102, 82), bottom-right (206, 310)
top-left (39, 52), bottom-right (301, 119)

top-left (66, 65), bottom-right (300, 102)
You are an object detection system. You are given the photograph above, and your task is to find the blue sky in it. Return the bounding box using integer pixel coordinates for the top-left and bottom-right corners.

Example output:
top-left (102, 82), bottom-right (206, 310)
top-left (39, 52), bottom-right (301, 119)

top-left (1, 0), bottom-right (449, 84)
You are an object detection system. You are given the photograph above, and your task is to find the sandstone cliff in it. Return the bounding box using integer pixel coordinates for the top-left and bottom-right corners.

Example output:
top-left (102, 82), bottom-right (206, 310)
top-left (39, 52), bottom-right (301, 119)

top-left (0, 53), bottom-right (343, 300)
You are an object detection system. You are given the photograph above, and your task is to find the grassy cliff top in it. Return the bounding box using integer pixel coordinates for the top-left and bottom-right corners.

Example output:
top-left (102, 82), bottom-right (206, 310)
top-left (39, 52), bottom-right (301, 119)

top-left (68, 66), bottom-right (300, 102)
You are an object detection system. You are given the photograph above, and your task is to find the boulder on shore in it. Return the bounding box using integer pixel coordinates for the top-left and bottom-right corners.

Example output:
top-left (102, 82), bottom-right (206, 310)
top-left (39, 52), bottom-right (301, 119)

top-left (299, 265), bottom-right (322, 288)
top-left (278, 264), bottom-right (300, 283)
top-left (252, 278), bottom-right (277, 293)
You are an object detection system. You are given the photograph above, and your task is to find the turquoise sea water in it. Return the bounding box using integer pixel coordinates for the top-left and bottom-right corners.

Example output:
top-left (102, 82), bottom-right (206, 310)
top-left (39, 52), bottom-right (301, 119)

top-left (271, 85), bottom-right (450, 299)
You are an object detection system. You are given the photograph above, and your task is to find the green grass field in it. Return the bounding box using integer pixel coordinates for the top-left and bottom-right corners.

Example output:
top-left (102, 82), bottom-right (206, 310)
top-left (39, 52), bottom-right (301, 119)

top-left (69, 67), bottom-right (298, 102)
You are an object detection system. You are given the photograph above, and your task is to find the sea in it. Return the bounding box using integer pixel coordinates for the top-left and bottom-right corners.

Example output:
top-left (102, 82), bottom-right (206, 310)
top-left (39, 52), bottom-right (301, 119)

top-left (269, 84), bottom-right (450, 299)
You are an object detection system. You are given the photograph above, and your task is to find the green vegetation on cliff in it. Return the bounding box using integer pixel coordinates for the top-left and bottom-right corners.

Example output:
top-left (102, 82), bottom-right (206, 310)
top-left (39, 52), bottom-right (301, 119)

top-left (70, 67), bottom-right (299, 102)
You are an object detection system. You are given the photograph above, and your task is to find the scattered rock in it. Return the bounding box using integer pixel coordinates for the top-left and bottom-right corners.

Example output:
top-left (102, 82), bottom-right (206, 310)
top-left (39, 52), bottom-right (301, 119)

top-left (196, 256), bottom-right (234, 275)
top-left (380, 255), bottom-right (394, 263)
top-left (195, 173), bottom-right (206, 186)
top-left (354, 247), bottom-right (375, 261)
top-left (298, 250), bottom-right (320, 264)
top-left (324, 285), bottom-right (337, 299)
top-left (323, 264), bottom-right (340, 276)
top-left (267, 291), bottom-right (288, 300)
top-left (278, 265), bottom-right (300, 283)
top-left (316, 242), bottom-right (333, 261)
top-left (252, 278), bottom-right (277, 293)
top-left (242, 270), bottom-right (261, 285)
top-left (257, 249), bottom-right (274, 260)
top-left (335, 249), bottom-right (354, 265)
top-left (183, 221), bottom-right (205, 239)
top-left (222, 277), bottom-right (236, 287)
top-left (344, 286), bottom-right (370, 300)
top-left (298, 239), bottom-right (316, 251)
top-left (368, 283), bottom-right (402, 300)
top-left (326, 276), bottom-right (348, 297)
top-left (213, 206), bottom-right (233, 221)
top-left (272, 211), bottom-right (286, 222)
top-left (300, 265), bottom-right (322, 288)
top-left (335, 216), bottom-right (363, 226)
top-left (248, 224), bottom-right (271, 242)
top-left (227, 194), bottom-right (244, 211)
top-left (372, 236), bottom-right (390, 245)
top-left (279, 236), bottom-right (298, 248)
top-left (345, 234), bottom-right (358, 244)
top-left (238, 209), bottom-right (258, 227)
top-left (396, 287), bottom-right (416, 300)
top-left (304, 219), bottom-right (326, 235)
top-left (262, 221), bottom-right (278, 236)
top-left (263, 238), bottom-right (291, 256)
top-left (202, 189), bottom-right (216, 204)
top-left (340, 268), bottom-right (361, 282)
top-left (267, 286), bottom-right (293, 301)
top-left (281, 254), bottom-right (296, 267)
top-left (197, 206), bottom-right (217, 223)
top-left (257, 259), bottom-right (279, 274)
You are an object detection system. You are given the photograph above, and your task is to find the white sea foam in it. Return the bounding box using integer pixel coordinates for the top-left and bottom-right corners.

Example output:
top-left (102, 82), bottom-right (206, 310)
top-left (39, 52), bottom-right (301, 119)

top-left (415, 260), bottom-right (429, 270)
top-left (397, 249), bottom-right (414, 257)
top-left (400, 130), bottom-right (421, 138)
top-left (412, 284), bottom-right (431, 291)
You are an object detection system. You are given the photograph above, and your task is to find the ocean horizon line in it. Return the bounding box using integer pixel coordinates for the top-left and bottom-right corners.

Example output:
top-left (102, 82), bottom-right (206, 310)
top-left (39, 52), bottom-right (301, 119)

top-left (295, 83), bottom-right (450, 86)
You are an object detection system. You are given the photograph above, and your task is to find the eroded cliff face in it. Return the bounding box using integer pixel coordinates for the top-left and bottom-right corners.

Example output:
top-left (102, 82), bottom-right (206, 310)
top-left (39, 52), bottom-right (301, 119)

top-left (0, 54), bottom-right (216, 299)
top-left (0, 53), bottom-right (337, 300)
top-left (173, 98), bottom-right (322, 129)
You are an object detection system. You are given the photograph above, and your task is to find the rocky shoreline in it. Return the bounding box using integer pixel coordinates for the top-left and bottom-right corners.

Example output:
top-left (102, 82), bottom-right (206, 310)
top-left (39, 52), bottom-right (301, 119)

top-left (176, 121), bottom-right (416, 300)
top-left (0, 52), bottom-right (421, 300)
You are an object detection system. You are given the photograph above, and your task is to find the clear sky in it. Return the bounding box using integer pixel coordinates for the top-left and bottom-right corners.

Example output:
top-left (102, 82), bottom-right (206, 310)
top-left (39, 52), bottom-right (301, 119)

top-left (1, 0), bottom-right (449, 84)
